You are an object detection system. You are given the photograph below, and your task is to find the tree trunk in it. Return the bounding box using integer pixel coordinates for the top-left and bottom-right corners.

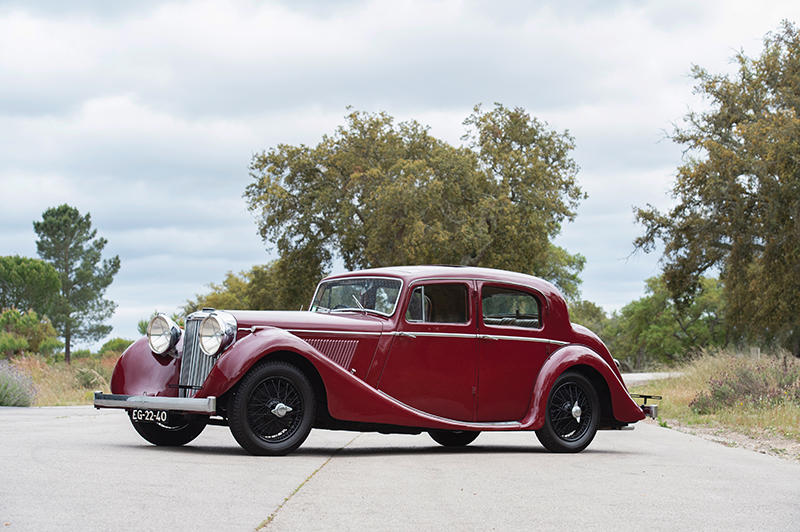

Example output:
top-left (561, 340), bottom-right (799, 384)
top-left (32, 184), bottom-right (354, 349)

top-left (65, 323), bottom-right (71, 364)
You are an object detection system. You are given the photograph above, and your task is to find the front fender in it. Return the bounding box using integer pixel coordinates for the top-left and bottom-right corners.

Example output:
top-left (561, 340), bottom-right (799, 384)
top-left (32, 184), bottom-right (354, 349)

top-left (523, 345), bottom-right (645, 429)
top-left (198, 327), bottom-right (326, 399)
top-left (110, 337), bottom-right (180, 397)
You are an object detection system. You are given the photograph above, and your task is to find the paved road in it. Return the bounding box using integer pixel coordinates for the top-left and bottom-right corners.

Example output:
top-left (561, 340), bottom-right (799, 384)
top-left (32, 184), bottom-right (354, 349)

top-left (2, 406), bottom-right (799, 531)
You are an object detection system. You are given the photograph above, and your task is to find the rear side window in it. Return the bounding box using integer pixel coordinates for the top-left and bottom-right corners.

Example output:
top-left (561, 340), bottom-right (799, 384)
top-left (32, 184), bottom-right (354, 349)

top-left (405, 284), bottom-right (469, 323)
top-left (481, 286), bottom-right (540, 329)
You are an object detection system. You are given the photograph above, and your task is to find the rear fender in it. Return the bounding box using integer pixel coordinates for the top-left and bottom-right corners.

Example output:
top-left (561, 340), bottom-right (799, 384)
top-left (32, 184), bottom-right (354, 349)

top-left (523, 345), bottom-right (645, 429)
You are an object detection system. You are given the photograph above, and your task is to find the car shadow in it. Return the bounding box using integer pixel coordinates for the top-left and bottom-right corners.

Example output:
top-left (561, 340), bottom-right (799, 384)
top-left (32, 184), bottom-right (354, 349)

top-left (112, 442), bottom-right (635, 458)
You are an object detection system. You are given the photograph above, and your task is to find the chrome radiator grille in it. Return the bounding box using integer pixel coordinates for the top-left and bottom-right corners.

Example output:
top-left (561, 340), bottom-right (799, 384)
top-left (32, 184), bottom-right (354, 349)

top-left (178, 318), bottom-right (217, 398)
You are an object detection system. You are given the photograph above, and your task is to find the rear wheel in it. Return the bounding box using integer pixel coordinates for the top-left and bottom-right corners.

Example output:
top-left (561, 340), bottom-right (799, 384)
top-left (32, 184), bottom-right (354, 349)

top-left (130, 413), bottom-right (207, 446)
top-left (428, 430), bottom-right (480, 447)
top-left (535, 371), bottom-right (599, 453)
top-left (228, 361), bottom-right (315, 456)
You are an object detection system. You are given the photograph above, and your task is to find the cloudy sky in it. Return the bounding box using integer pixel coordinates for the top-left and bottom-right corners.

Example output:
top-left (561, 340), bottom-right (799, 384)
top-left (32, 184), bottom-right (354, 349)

top-left (1, 0), bottom-right (798, 345)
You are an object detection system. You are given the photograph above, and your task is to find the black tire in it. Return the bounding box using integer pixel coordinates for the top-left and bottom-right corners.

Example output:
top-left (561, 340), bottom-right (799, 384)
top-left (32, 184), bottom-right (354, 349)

top-left (428, 430), bottom-right (480, 447)
top-left (535, 371), bottom-right (599, 453)
top-left (228, 361), bottom-right (315, 456)
top-left (130, 413), bottom-right (207, 447)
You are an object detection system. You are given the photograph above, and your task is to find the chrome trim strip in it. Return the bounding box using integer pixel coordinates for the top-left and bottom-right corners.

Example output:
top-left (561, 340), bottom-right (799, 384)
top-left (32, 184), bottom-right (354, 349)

top-left (242, 326), bottom-right (567, 344)
top-left (480, 334), bottom-right (569, 345)
top-left (376, 391), bottom-right (522, 428)
top-left (388, 331), bottom-right (477, 339)
top-left (93, 392), bottom-right (217, 414)
top-left (289, 329), bottom-right (382, 336)
top-left (309, 276), bottom-right (404, 317)
top-left (388, 331), bottom-right (568, 345)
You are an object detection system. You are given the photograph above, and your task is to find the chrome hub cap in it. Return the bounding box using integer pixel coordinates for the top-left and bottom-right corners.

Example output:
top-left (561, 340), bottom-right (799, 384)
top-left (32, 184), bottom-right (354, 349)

top-left (571, 401), bottom-right (582, 423)
top-left (271, 402), bottom-right (293, 418)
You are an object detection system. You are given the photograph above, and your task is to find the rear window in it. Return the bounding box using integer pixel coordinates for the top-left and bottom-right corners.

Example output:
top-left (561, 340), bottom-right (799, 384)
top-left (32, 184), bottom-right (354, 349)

top-left (481, 286), bottom-right (540, 329)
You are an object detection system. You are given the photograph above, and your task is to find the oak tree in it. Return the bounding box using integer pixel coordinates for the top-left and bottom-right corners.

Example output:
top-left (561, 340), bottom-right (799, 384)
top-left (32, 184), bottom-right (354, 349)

top-left (245, 104), bottom-right (585, 302)
top-left (636, 22), bottom-right (800, 355)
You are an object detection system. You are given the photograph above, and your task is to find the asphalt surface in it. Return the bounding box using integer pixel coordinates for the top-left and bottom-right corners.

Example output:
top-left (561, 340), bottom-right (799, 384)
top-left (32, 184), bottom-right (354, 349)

top-left (2, 404), bottom-right (799, 531)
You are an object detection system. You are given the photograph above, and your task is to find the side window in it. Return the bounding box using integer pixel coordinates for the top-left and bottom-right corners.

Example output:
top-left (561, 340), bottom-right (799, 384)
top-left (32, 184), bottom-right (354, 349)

top-left (481, 286), bottom-right (540, 329)
top-left (405, 284), bottom-right (469, 323)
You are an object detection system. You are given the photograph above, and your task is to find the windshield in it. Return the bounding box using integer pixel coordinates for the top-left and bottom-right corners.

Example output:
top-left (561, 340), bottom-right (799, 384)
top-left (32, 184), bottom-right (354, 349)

top-left (310, 277), bottom-right (402, 316)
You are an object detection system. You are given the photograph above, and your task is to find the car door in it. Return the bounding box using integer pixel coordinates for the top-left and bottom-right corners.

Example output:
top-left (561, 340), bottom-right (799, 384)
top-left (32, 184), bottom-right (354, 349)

top-left (377, 280), bottom-right (478, 421)
top-left (476, 282), bottom-right (551, 422)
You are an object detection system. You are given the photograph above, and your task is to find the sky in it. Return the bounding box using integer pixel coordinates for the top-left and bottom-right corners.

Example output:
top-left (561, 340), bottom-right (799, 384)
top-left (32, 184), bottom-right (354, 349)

top-left (1, 0), bottom-right (799, 346)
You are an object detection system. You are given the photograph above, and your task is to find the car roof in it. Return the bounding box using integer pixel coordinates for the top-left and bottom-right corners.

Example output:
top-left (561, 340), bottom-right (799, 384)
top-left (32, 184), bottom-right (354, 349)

top-left (323, 265), bottom-right (564, 300)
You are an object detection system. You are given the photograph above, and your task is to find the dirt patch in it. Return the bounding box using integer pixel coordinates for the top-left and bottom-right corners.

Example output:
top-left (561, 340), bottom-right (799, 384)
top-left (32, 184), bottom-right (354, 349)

top-left (653, 418), bottom-right (800, 463)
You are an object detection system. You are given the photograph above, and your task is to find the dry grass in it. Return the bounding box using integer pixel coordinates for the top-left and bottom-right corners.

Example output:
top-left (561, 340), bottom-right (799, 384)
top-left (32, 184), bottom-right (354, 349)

top-left (631, 350), bottom-right (800, 443)
top-left (10, 354), bottom-right (118, 406)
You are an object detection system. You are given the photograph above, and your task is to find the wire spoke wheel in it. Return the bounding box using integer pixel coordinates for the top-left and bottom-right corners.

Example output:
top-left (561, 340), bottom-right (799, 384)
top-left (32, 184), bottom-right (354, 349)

top-left (246, 376), bottom-right (304, 443)
top-left (229, 361), bottom-right (315, 456)
top-left (535, 371), bottom-right (600, 453)
top-left (549, 381), bottom-right (592, 442)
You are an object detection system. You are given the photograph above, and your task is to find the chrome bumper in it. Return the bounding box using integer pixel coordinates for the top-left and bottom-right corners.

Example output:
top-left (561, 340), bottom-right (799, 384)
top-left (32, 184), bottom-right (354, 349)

top-left (93, 392), bottom-right (217, 414)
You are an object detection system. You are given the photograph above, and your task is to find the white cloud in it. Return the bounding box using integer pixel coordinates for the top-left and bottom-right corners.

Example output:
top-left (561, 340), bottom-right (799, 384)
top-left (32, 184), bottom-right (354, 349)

top-left (2, 0), bottom-right (800, 344)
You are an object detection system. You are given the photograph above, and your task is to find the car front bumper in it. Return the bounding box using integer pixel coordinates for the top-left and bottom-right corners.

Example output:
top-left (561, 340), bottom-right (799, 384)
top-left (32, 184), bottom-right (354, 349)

top-left (93, 392), bottom-right (217, 414)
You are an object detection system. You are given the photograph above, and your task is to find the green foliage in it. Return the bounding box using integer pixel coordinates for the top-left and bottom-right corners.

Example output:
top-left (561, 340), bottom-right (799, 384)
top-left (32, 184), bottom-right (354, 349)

top-left (98, 337), bottom-right (134, 355)
top-left (0, 308), bottom-right (62, 358)
top-left (0, 256), bottom-right (61, 317)
top-left (244, 104), bottom-right (585, 302)
top-left (635, 22), bottom-right (800, 355)
top-left (33, 204), bottom-right (121, 363)
top-left (604, 277), bottom-right (727, 369)
top-left (690, 354), bottom-right (800, 414)
top-left (0, 361), bottom-right (35, 406)
top-left (185, 257), bottom-right (316, 312)
top-left (568, 300), bottom-right (609, 337)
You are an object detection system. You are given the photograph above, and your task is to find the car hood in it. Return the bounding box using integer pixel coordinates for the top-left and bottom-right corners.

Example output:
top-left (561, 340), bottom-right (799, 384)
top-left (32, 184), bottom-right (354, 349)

top-left (227, 310), bottom-right (386, 334)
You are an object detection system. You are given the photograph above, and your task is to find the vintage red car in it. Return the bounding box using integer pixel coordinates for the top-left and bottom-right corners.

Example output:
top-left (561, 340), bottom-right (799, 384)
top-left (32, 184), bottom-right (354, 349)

top-left (95, 265), bottom-right (657, 455)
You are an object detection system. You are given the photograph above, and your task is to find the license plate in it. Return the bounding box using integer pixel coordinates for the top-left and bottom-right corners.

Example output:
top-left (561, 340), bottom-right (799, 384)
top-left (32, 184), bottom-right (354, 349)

top-left (131, 409), bottom-right (168, 423)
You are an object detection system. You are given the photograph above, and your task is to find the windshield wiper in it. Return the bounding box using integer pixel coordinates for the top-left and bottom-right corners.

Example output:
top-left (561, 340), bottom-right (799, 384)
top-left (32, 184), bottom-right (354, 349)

top-left (351, 294), bottom-right (366, 311)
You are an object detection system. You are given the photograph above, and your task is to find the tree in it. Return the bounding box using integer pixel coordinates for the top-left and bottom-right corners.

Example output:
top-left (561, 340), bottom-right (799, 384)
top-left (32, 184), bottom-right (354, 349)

top-left (569, 300), bottom-right (610, 338)
top-left (245, 104), bottom-right (585, 300)
top-left (605, 277), bottom-right (727, 369)
top-left (185, 255), bottom-right (322, 313)
top-left (0, 256), bottom-right (61, 316)
top-left (0, 308), bottom-right (62, 358)
top-left (636, 21), bottom-right (800, 355)
top-left (33, 205), bottom-right (120, 363)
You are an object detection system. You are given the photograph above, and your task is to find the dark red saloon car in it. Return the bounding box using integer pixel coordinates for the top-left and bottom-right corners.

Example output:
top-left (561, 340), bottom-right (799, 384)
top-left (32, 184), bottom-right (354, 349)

top-left (95, 265), bottom-right (656, 455)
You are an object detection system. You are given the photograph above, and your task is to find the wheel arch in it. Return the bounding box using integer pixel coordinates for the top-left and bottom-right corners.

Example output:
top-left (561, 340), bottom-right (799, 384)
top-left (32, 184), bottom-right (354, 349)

top-left (523, 344), bottom-right (645, 429)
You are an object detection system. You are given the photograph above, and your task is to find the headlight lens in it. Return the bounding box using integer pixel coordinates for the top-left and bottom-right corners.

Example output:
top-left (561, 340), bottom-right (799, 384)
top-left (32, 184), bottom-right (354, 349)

top-left (198, 312), bottom-right (237, 356)
top-left (147, 314), bottom-right (181, 356)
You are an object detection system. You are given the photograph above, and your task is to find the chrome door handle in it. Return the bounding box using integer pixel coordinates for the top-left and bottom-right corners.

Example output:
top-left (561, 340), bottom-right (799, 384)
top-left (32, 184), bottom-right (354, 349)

top-left (479, 335), bottom-right (498, 341)
top-left (398, 332), bottom-right (417, 339)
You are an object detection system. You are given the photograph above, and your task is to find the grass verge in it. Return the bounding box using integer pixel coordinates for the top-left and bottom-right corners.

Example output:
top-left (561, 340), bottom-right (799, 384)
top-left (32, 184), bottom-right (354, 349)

top-left (9, 354), bottom-right (118, 406)
top-left (630, 350), bottom-right (800, 443)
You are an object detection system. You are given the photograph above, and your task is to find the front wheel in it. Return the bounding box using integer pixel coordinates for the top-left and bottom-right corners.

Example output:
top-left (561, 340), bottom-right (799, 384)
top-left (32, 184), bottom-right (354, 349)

top-left (428, 430), bottom-right (480, 447)
top-left (535, 371), bottom-right (599, 453)
top-left (130, 413), bottom-right (207, 446)
top-left (228, 361), bottom-right (316, 456)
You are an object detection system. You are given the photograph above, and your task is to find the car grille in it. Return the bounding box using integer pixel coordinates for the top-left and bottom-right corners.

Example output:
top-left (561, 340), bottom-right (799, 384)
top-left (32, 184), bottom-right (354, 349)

top-left (178, 318), bottom-right (217, 398)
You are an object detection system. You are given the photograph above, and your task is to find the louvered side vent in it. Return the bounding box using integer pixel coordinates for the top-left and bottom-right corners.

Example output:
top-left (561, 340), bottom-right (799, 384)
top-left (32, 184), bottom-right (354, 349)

top-left (306, 338), bottom-right (358, 369)
top-left (179, 318), bottom-right (217, 398)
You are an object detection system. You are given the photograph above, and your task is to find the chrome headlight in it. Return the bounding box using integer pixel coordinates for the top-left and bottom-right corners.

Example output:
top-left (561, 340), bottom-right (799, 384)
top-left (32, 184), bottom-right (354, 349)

top-left (146, 314), bottom-right (181, 356)
top-left (198, 312), bottom-right (237, 356)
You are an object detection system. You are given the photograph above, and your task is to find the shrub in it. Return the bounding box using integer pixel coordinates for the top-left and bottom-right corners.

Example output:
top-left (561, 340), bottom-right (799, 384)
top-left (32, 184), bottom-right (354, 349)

top-left (0, 308), bottom-right (62, 358)
top-left (0, 360), bottom-right (35, 406)
top-left (98, 337), bottom-right (134, 355)
top-left (690, 353), bottom-right (800, 414)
